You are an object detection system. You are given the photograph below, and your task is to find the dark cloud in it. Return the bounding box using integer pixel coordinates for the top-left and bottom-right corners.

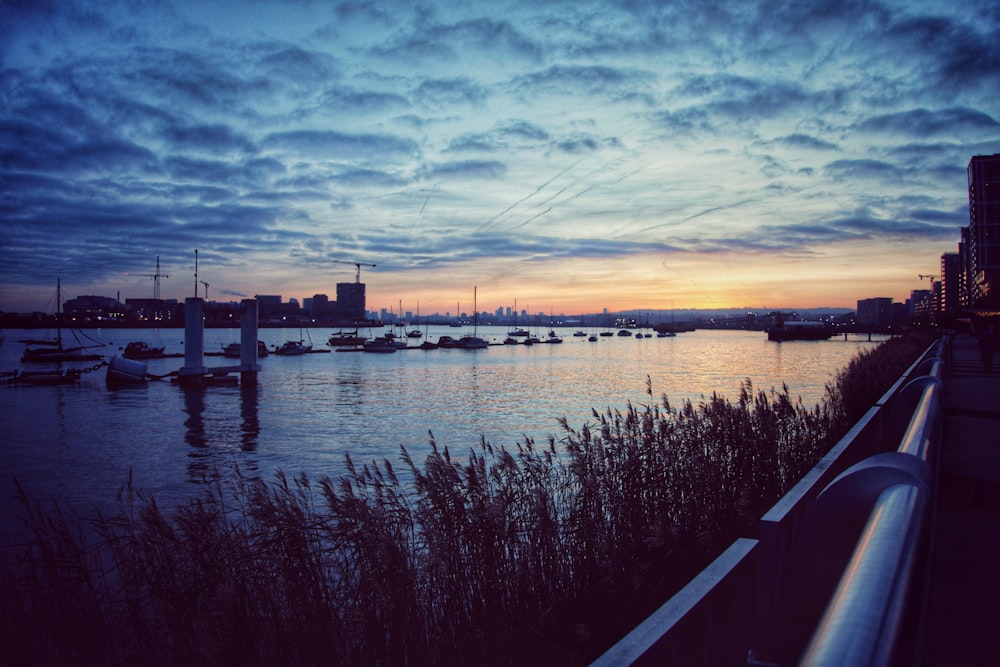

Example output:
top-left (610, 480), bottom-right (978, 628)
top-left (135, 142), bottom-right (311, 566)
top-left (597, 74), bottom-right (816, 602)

top-left (317, 86), bottom-right (411, 114)
top-left (774, 134), bottom-right (839, 151)
top-left (881, 14), bottom-right (1000, 94)
top-left (856, 108), bottom-right (1000, 137)
top-left (258, 47), bottom-right (340, 84)
top-left (824, 159), bottom-right (906, 182)
top-left (261, 130), bottom-right (419, 160)
top-left (513, 64), bottom-right (654, 97)
top-left (163, 124), bottom-right (257, 154)
top-left (413, 78), bottom-right (490, 108)
top-left (446, 120), bottom-right (549, 153)
top-left (376, 16), bottom-right (541, 64)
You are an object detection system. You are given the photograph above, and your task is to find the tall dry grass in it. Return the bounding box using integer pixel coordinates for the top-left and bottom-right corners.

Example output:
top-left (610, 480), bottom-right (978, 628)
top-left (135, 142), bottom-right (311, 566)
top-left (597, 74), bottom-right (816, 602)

top-left (0, 333), bottom-right (934, 665)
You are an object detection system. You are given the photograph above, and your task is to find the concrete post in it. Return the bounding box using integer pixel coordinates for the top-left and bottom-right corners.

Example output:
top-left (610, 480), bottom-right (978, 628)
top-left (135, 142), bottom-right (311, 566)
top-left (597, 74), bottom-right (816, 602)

top-left (240, 298), bottom-right (259, 385)
top-left (179, 297), bottom-right (205, 385)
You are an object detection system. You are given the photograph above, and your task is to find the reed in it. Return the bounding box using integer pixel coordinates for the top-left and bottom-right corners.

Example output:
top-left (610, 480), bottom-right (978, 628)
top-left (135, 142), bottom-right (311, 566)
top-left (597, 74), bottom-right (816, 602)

top-left (0, 333), bottom-right (932, 665)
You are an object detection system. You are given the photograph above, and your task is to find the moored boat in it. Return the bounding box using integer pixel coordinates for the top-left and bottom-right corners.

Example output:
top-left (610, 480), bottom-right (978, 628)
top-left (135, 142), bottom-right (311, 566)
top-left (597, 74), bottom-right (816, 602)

top-left (457, 286), bottom-right (489, 349)
top-left (436, 335), bottom-right (459, 348)
top-left (273, 340), bottom-right (310, 355)
top-left (123, 341), bottom-right (167, 359)
top-left (363, 337), bottom-right (397, 353)
top-left (223, 341), bottom-right (270, 358)
top-left (328, 330), bottom-right (365, 346)
top-left (458, 334), bottom-right (489, 349)
top-left (20, 279), bottom-right (106, 363)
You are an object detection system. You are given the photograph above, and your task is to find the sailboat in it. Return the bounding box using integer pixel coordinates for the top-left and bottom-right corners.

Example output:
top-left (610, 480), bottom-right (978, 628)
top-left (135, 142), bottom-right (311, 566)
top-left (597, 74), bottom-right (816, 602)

top-left (507, 299), bottom-right (529, 339)
top-left (546, 308), bottom-right (563, 343)
top-left (458, 286), bottom-right (488, 349)
top-left (274, 326), bottom-right (313, 355)
top-left (407, 302), bottom-right (423, 338)
top-left (21, 279), bottom-right (105, 363)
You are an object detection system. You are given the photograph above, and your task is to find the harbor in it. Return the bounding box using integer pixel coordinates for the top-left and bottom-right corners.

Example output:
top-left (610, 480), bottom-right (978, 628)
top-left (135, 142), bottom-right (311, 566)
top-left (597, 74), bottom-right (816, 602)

top-left (0, 326), bottom-right (883, 522)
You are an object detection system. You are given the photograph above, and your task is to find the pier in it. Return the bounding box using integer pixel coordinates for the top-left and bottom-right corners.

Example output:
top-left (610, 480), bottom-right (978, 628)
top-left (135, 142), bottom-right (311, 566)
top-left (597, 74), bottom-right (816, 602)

top-left (591, 332), bottom-right (999, 666)
top-left (177, 297), bottom-right (261, 386)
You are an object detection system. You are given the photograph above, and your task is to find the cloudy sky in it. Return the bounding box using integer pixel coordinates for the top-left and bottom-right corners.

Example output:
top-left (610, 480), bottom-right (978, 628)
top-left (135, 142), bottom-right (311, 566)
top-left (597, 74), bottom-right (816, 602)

top-left (2, 0), bottom-right (998, 315)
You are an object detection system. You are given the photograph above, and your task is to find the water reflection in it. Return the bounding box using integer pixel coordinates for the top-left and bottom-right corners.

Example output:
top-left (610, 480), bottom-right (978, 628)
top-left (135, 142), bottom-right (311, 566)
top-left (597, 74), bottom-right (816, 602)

top-left (182, 386), bottom-right (208, 448)
top-left (181, 383), bottom-right (261, 483)
top-left (240, 383), bottom-right (260, 451)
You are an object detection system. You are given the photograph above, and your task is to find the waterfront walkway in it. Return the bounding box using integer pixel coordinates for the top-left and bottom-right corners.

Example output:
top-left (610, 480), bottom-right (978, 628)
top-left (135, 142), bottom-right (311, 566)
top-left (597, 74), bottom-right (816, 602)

top-left (920, 333), bottom-right (1000, 666)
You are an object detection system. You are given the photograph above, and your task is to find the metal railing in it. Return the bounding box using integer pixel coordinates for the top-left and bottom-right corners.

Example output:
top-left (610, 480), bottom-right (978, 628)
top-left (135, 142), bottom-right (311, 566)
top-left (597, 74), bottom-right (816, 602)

top-left (590, 337), bottom-right (946, 666)
top-left (799, 484), bottom-right (928, 667)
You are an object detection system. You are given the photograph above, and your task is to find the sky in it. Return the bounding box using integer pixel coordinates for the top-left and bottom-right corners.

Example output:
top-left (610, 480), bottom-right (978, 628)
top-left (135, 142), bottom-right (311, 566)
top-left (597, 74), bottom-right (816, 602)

top-left (1, 0), bottom-right (998, 316)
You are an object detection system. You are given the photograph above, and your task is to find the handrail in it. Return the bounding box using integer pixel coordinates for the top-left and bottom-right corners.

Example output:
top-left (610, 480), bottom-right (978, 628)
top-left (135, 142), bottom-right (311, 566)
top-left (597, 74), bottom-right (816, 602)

top-left (798, 484), bottom-right (928, 667)
top-left (797, 344), bottom-right (942, 665)
top-left (895, 378), bottom-right (941, 461)
top-left (589, 336), bottom-right (947, 667)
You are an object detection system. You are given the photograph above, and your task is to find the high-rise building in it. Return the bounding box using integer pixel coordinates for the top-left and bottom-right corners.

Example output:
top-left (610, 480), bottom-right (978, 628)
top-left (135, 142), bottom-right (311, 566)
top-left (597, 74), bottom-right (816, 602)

top-left (336, 282), bottom-right (366, 321)
top-left (966, 154), bottom-right (1000, 307)
top-left (940, 252), bottom-right (960, 314)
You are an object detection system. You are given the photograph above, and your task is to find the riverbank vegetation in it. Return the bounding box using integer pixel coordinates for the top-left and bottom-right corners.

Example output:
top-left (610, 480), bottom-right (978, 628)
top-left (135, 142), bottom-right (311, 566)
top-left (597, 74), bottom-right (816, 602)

top-left (1, 333), bottom-right (934, 665)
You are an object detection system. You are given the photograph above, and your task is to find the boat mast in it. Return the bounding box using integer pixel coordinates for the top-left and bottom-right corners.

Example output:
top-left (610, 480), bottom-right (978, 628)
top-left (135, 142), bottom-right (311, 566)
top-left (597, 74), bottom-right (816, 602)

top-left (56, 278), bottom-right (63, 348)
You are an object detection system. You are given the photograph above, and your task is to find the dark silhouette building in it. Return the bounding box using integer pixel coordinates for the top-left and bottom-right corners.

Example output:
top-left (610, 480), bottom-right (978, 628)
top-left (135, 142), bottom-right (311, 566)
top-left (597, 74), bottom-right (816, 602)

top-left (310, 294), bottom-right (331, 319)
top-left (940, 252), bottom-right (960, 315)
top-left (966, 154), bottom-right (1000, 307)
top-left (336, 282), bottom-right (366, 321)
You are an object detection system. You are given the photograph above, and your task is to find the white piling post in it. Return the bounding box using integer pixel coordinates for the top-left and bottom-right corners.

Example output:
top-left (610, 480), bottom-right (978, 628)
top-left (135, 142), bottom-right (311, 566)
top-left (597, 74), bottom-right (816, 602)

top-left (240, 298), bottom-right (259, 385)
top-left (179, 297), bottom-right (205, 385)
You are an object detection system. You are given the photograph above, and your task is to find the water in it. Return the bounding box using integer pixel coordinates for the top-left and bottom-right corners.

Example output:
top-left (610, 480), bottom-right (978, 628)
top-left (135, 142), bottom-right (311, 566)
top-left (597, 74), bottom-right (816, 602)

top-left (0, 326), bottom-right (880, 527)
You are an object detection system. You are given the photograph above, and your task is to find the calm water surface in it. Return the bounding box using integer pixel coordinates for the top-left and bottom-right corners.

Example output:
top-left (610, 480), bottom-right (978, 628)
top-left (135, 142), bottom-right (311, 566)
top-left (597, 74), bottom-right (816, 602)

top-left (1, 326), bottom-right (880, 529)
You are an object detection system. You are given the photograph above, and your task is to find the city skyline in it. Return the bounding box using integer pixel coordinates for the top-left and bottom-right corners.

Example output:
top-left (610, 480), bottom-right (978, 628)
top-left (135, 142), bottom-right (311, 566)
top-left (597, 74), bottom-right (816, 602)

top-left (2, 1), bottom-right (998, 314)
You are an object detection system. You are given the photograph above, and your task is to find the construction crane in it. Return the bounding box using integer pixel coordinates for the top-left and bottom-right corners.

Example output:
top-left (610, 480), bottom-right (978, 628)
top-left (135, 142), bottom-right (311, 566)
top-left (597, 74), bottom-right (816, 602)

top-left (199, 281), bottom-right (210, 300)
top-left (126, 255), bottom-right (169, 300)
top-left (332, 259), bottom-right (376, 283)
top-left (918, 274), bottom-right (938, 291)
